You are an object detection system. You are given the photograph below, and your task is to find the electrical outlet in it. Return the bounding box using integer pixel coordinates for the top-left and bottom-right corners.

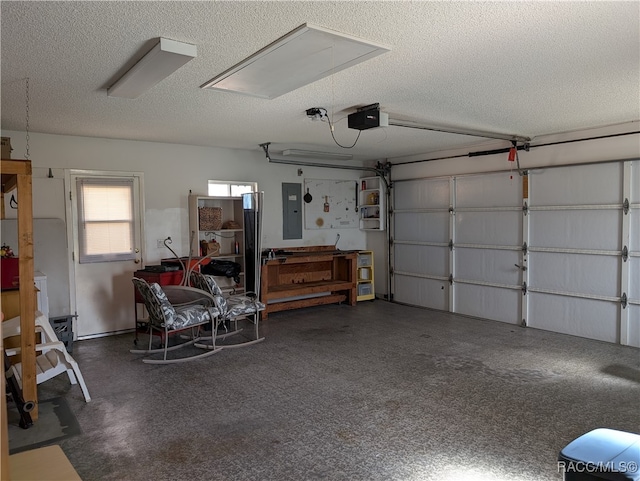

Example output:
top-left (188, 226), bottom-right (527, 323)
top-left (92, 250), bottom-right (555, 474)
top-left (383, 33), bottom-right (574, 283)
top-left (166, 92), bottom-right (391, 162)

top-left (157, 239), bottom-right (165, 248)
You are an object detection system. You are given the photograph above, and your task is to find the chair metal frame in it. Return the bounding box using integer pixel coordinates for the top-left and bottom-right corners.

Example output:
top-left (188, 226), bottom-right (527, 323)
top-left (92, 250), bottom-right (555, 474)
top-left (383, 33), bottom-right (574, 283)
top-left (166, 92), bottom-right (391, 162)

top-left (190, 271), bottom-right (265, 349)
top-left (130, 278), bottom-right (222, 364)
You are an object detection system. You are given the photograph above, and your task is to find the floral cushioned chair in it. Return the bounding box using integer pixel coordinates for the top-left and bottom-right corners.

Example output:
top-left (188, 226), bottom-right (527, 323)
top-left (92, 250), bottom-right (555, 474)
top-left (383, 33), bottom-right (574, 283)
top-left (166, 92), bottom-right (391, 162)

top-left (131, 277), bottom-right (221, 364)
top-left (190, 271), bottom-right (265, 349)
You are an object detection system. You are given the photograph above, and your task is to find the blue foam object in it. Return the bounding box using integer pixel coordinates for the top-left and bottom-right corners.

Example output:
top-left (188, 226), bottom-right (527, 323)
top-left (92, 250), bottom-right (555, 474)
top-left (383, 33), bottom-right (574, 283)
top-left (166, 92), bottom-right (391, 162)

top-left (559, 428), bottom-right (640, 481)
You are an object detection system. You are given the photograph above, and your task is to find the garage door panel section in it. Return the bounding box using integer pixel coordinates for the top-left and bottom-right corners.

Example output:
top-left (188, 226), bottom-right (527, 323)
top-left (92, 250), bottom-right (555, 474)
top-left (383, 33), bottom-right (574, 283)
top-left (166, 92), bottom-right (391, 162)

top-left (628, 306), bottom-right (640, 348)
top-left (455, 284), bottom-right (520, 324)
top-left (529, 252), bottom-right (619, 298)
top-left (394, 178), bottom-right (449, 209)
top-left (530, 210), bottom-right (621, 251)
top-left (530, 163), bottom-right (622, 206)
top-left (456, 173), bottom-right (521, 208)
top-left (393, 177), bottom-right (450, 309)
top-left (456, 211), bottom-right (522, 246)
top-left (527, 161), bottom-right (624, 343)
top-left (529, 293), bottom-right (619, 343)
top-left (395, 244), bottom-right (448, 278)
top-left (456, 248), bottom-right (521, 286)
top-left (631, 258), bottom-right (640, 301)
top-left (631, 209), bottom-right (640, 252)
top-left (395, 212), bottom-right (449, 243)
top-left (628, 161), bottom-right (639, 346)
top-left (394, 275), bottom-right (448, 311)
top-left (453, 172), bottom-right (522, 325)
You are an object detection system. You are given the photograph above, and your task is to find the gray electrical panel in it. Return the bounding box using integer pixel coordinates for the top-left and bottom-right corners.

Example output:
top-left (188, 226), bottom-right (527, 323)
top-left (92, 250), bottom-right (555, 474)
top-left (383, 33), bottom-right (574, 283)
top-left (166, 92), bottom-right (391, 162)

top-left (282, 183), bottom-right (302, 239)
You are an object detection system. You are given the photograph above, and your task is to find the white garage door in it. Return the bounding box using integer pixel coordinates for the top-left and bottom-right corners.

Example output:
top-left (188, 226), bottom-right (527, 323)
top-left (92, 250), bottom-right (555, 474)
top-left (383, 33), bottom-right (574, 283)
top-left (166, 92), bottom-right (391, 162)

top-left (392, 160), bottom-right (637, 346)
top-left (454, 173), bottom-right (523, 324)
top-left (393, 178), bottom-right (451, 310)
top-left (527, 162), bottom-right (626, 343)
top-left (626, 161), bottom-right (639, 347)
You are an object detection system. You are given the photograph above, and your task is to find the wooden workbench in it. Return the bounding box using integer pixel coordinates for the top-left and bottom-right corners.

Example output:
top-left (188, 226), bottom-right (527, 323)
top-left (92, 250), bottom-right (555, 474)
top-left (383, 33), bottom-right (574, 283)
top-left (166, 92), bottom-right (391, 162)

top-left (260, 246), bottom-right (357, 319)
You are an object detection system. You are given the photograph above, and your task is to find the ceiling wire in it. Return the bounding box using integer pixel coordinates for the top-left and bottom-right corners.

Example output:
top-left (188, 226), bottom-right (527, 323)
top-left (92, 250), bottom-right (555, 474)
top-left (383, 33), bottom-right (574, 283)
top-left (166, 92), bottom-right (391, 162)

top-left (328, 120), bottom-right (361, 149)
top-left (24, 77), bottom-right (30, 159)
top-left (326, 43), bottom-right (361, 150)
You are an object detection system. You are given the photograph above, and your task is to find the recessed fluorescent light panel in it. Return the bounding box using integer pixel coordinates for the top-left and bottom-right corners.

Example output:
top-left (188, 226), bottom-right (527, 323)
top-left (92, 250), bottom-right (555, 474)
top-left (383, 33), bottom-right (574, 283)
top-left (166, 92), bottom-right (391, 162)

top-left (201, 23), bottom-right (390, 99)
top-left (282, 149), bottom-right (353, 161)
top-left (108, 38), bottom-right (197, 99)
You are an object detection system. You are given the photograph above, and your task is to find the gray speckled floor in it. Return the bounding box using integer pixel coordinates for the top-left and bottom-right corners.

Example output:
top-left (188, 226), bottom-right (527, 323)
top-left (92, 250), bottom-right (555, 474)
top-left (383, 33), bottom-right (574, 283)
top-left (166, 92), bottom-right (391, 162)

top-left (25, 301), bottom-right (640, 481)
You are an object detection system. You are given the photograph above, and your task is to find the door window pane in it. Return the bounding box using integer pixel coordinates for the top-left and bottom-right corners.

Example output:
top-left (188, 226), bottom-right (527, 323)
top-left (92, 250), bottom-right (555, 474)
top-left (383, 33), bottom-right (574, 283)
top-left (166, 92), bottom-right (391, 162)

top-left (77, 178), bottom-right (135, 263)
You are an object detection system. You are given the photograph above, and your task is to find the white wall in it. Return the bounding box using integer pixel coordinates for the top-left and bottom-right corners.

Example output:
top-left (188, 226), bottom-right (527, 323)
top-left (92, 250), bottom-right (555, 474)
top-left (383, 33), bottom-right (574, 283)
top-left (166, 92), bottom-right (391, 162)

top-left (2, 130), bottom-right (368, 264)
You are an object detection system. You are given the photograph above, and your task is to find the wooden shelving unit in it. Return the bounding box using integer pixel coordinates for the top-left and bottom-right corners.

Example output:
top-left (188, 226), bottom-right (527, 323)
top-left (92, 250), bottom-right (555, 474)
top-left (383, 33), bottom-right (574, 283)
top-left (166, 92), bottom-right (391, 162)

top-left (358, 177), bottom-right (385, 231)
top-left (188, 194), bottom-right (245, 293)
top-left (1, 158), bottom-right (37, 420)
top-left (357, 251), bottom-right (375, 301)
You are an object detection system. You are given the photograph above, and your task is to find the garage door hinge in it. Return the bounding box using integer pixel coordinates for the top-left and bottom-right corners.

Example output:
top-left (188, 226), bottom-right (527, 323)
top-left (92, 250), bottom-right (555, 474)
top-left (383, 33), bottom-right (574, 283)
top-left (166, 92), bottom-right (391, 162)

top-left (521, 242), bottom-right (528, 254)
top-left (449, 274), bottom-right (454, 285)
top-left (522, 202), bottom-right (528, 215)
top-left (622, 246), bottom-right (628, 262)
top-left (623, 198), bottom-right (629, 215)
top-left (449, 206), bottom-right (454, 214)
top-left (389, 237), bottom-right (394, 246)
top-left (621, 293), bottom-right (627, 309)
top-left (449, 240), bottom-right (454, 251)
top-left (522, 281), bottom-right (527, 295)
top-left (390, 267), bottom-right (394, 276)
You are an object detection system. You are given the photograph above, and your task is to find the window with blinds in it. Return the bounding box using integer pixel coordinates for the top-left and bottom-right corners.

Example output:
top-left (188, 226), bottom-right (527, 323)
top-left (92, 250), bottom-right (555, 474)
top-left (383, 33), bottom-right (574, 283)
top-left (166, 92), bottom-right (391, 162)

top-left (77, 177), bottom-right (135, 263)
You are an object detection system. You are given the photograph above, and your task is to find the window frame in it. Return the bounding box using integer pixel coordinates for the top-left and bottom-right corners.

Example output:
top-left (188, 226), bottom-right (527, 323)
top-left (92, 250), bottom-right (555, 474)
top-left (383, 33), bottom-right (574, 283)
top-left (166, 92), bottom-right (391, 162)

top-left (207, 180), bottom-right (258, 197)
top-left (76, 177), bottom-right (136, 264)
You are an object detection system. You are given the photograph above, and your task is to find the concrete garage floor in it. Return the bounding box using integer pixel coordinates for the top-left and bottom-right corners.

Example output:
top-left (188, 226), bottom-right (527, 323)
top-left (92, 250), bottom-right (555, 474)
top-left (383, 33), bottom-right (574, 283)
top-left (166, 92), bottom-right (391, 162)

top-left (19, 300), bottom-right (640, 481)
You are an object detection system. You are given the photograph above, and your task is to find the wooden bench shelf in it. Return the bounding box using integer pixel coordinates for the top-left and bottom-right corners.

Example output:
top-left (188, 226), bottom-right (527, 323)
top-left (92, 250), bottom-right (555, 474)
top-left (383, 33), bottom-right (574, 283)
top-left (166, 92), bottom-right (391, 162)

top-left (260, 246), bottom-right (357, 319)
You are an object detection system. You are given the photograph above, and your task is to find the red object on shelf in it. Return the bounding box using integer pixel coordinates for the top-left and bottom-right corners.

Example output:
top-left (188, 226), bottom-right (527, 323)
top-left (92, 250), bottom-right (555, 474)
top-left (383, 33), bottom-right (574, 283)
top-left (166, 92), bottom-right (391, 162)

top-left (1, 257), bottom-right (19, 289)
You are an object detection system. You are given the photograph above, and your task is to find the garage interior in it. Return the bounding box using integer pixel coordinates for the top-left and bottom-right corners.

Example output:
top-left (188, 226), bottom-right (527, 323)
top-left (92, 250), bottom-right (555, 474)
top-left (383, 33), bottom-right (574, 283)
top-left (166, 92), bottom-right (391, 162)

top-left (1, 2), bottom-right (639, 480)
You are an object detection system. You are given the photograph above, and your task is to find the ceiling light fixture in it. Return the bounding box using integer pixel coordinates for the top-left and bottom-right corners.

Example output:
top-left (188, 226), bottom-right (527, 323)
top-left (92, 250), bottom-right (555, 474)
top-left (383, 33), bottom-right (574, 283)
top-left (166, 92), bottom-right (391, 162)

top-left (282, 149), bottom-right (353, 161)
top-left (108, 38), bottom-right (197, 99)
top-left (201, 23), bottom-right (390, 99)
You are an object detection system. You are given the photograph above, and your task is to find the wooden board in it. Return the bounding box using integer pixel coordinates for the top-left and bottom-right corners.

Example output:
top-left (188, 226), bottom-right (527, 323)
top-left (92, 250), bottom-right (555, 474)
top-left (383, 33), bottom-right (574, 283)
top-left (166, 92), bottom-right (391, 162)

top-left (9, 445), bottom-right (82, 480)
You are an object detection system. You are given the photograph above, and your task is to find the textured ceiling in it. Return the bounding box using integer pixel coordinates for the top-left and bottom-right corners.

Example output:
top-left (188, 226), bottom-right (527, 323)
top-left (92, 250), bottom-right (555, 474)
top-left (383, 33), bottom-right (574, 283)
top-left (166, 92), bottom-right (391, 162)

top-left (1, 1), bottom-right (639, 162)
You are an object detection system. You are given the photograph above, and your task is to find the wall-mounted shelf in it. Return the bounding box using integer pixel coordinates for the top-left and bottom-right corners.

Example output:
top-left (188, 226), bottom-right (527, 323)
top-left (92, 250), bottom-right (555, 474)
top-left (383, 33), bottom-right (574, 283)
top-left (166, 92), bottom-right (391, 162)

top-left (359, 177), bottom-right (385, 231)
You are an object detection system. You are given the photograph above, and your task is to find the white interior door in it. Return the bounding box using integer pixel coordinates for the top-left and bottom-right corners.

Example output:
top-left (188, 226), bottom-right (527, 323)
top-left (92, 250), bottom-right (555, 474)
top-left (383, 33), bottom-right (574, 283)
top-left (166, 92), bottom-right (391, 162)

top-left (68, 171), bottom-right (144, 338)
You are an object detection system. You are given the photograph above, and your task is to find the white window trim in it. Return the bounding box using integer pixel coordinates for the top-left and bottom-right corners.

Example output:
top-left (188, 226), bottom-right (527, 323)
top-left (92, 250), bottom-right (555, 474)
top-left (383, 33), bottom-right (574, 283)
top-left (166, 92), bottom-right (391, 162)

top-left (76, 177), bottom-right (136, 264)
top-left (208, 180), bottom-right (258, 197)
